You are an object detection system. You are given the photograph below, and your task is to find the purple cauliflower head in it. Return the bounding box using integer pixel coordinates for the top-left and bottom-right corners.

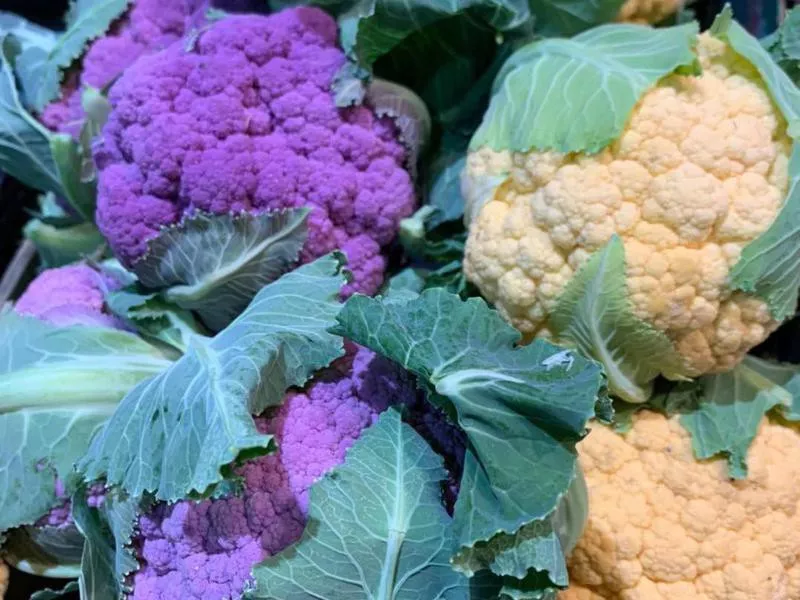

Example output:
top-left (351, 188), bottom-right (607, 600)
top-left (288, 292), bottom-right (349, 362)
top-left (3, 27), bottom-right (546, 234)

top-left (94, 7), bottom-right (416, 297)
top-left (131, 346), bottom-right (462, 600)
top-left (14, 263), bottom-right (124, 329)
top-left (41, 0), bottom-right (210, 133)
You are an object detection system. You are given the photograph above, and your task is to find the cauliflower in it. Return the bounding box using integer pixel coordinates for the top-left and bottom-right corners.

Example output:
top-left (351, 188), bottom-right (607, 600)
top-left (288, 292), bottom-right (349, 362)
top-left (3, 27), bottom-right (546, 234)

top-left (14, 263), bottom-right (124, 328)
top-left (131, 346), bottom-right (463, 599)
top-left (463, 22), bottom-right (796, 396)
top-left (41, 0), bottom-right (209, 133)
top-left (617, 0), bottom-right (685, 24)
top-left (559, 411), bottom-right (800, 600)
top-left (94, 8), bottom-right (417, 297)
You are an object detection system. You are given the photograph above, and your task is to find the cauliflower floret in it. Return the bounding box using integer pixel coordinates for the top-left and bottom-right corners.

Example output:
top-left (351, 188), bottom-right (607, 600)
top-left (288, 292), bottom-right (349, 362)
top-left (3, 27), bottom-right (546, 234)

top-left (94, 8), bottom-right (416, 297)
top-left (14, 264), bottom-right (124, 330)
top-left (559, 411), bottom-right (800, 600)
top-left (464, 33), bottom-right (790, 376)
top-left (617, 0), bottom-right (685, 24)
top-left (131, 347), bottom-right (464, 600)
top-left (41, 0), bottom-right (209, 133)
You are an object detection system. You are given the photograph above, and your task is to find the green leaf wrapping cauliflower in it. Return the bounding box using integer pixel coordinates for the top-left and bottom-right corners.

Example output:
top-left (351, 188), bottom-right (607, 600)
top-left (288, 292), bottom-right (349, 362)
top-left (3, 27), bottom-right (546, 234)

top-left (462, 13), bottom-right (800, 402)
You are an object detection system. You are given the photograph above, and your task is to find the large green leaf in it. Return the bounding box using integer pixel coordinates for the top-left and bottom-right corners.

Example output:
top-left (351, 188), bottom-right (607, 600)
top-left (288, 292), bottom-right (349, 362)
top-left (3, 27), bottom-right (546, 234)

top-left (334, 289), bottom-right (607, 592)
top-left (72, 487), bottom-right (141, 600)
top-left (672, 355), bottom-right (800, 478)
top-left (248, 409), bottom-right (470, 599)
top-left (79, 255), bottom-right (346, 501)
top-left (0, 309), bottom-right (171, 532)
top-left (470, 21), bottom-right (700, 154)
top-left (15, 0), bottom-right (131, 112)
top-left (0, 35), bottom-right (63, 195)
top-left (549, 236), bottom-right (690, 404)
top-left (134, 209), bottom-right (309, 332)
top-left (0, 309), bottom-right (172, 407)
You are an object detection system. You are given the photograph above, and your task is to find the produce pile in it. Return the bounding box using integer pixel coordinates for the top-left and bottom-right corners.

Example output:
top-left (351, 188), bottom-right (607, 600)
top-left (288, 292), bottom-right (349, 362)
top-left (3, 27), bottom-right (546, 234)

top-left (0, 1), bottom-right (799, 599)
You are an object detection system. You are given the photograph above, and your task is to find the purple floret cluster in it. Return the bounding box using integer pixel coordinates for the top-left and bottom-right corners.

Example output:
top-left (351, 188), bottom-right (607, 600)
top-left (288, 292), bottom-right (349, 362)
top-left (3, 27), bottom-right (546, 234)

top-left (94, 7), bottom-right (416, 296)
top-left (36, 482), bottom-right (106, 529)
top-left (41, 0), bottom-right (209, 133)
top-left (131, 346), bottom-right (463, 600)
top-left (14, 264), bottom-right (124, 329)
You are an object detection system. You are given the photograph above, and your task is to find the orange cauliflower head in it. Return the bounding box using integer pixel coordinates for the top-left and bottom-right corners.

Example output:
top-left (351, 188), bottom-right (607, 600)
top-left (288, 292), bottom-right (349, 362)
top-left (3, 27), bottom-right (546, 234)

top-left (617, 0), bottom-right (685, 24)
top-left (560, 411), bottom-right (800, 600)
top-left (463, 15), bottom-right (800, 400)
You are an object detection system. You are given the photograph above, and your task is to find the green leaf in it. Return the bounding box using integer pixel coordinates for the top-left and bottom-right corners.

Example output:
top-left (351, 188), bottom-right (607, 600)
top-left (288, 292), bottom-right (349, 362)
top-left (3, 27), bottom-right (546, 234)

top-left (30, 581), bottom-right (80, 600)
top-left (331, 61), bottom-right (368, 107)
top-left (668, 355), bottom-right (800, 478)
top-left (455, 468), bottom-right (588, 589)
top-left (470, 22), bottom-right (701, 154)
top-left (0, 407), bottom-right (112, 533)
top-left (72, 487), bottom-right (141, 600)
top-left (712, 6), bottom-right (800, 135)
top-left (134, 209), bottom-right (309, 332)
top-left (0, 12), bottom-right (58, 53)
top-left (761, 7), bottom-right (800, 82)
top-left (381, 267), bottom-right (426, 301)
top-left (24, 218), bottom-right (105, 268)
top-left (333, 0), bottom-right (528, 69)
top-left (31, 192), bottom-right (81, 227)
top-left (0, 308), bottom-right (172, 408)
top-left (729, 142), bottom-right (800, 321)
top-left (334, 289), bottom-right (606, 591)
top-left (527, 0), bottom-right (626, 37)
top-left (15, 0), bottom-right (131, 112)
top-left (106, 289), bottom-right (203, 354)
top-left (248, 409), bottom-right (469, 599)
top-left (77, 86), bottom-right (111, 182)
top-left (3, 523), bottom-right (84, 578)
top-left (548, 236), bottom-right (690, 404)
top-left (0, 309), bottom-right (171, 532)
top-left (719, 10), bottom-right (800, 320)
top-left (428, 153), bottom-right (466, 228)
top-left (79, 255), bottom-right (346, 501)
top-left (50, 132), bottom-right (96, 221)
top-left (369, 12), bottom-right (508, 129)
top-left (0, 35), bottom-right (63, 195)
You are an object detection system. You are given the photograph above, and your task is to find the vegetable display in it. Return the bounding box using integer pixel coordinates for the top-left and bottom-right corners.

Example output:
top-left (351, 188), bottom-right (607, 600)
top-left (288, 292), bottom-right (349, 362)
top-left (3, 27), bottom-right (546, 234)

top-left (0, 1), bottom-right (799, 600)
